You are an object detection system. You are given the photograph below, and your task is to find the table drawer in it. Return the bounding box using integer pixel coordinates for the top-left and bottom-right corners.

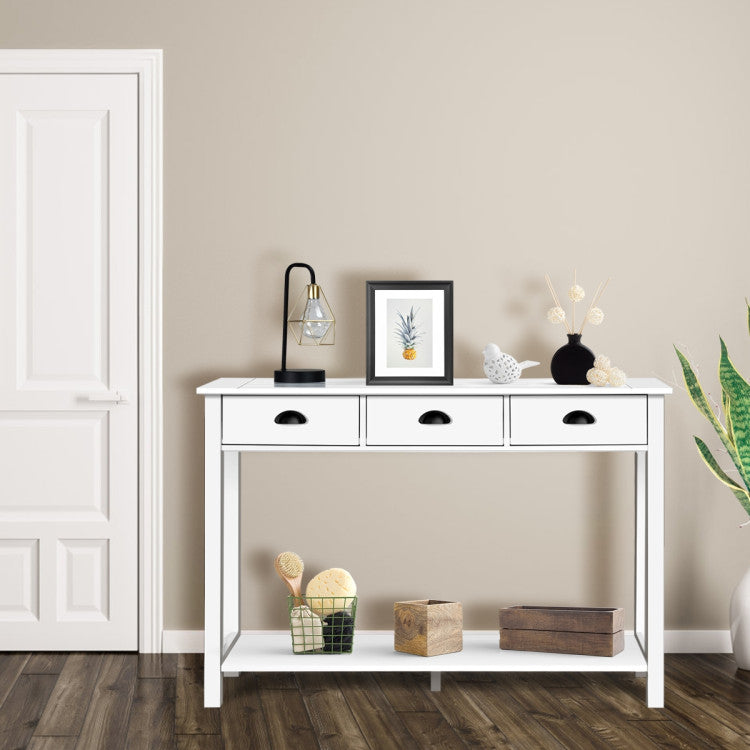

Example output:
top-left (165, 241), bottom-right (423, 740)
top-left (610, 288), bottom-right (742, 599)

top-left (366, 396), bottom-right (503, 446)
top-left (222, 396), bottom-right (360, 445)
top-left (510, 395), bottom-right (647, 445)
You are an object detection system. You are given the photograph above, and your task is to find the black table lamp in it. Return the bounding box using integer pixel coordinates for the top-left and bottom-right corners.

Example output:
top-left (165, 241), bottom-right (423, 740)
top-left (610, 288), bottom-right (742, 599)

top-left (274, 263), bottom-right (335, 384)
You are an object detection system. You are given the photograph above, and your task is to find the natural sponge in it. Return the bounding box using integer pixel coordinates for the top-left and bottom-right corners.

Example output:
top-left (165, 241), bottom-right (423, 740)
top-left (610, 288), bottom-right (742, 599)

top-left (306, 568), bottom-right (357, 616)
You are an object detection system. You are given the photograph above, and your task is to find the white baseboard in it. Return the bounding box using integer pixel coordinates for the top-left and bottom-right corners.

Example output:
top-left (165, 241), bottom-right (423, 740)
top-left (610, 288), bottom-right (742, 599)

top-left (162, 630), bottom-right (204, 653)
top-left (161, 629), bottom-right (732, 655)
top-left (664, 630), bottom-right (732, 653)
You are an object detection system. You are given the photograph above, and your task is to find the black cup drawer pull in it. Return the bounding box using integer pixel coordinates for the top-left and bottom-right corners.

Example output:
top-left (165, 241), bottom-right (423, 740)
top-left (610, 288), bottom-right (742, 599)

top-left (274, 410), bottom-right (307, 425)
top-left (418, 410), bottom-right (452, 425)
top-left (562, 410), bottom-right (596, 425)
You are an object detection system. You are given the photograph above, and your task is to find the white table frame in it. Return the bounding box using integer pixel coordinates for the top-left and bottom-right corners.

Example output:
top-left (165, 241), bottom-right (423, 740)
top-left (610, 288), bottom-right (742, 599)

top-left (198, 378), bottom-right (670, 708)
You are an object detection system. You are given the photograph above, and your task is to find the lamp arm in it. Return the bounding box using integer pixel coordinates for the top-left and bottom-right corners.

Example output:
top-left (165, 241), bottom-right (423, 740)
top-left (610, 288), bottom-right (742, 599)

top-left (280, 263), bottom-right (316, 372)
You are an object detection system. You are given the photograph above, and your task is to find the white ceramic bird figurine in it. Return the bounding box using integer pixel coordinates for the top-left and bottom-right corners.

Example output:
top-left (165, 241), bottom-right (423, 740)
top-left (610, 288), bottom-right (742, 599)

top-left (482, 343), bottom-right (539, 384)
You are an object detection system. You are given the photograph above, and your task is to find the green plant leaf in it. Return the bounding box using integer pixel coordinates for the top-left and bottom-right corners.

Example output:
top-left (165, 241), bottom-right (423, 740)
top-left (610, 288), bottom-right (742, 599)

top-left (719, 338), bottom-right (750, 489)
top-left (675, 347), bottom-right (724, 427)
top-left (695, 436), bottom-right (746, 494)
top-left (722, 389), bottom-right (734, 445)
top-left (695, 437), bottom-right (750, 516)
top-left (675, 345), bottom-right (749, 491)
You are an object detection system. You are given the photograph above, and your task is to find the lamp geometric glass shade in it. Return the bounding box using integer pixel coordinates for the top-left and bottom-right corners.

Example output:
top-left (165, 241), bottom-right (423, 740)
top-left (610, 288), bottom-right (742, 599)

top-left (287, 284), bottom-right (335, 346)
top-left (275, 262), bottom-right (335, 385)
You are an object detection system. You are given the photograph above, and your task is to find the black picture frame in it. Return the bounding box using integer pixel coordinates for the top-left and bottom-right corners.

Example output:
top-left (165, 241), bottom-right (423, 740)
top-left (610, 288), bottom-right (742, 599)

top-left (366, 280), bottom-right (453, 385)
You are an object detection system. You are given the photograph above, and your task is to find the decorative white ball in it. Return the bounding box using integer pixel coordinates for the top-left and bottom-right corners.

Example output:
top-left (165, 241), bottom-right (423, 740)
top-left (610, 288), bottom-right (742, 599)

top-left (586, 307), bottom-right (604, 325)
top-left (593, 354), bottom-right (611, 371)
top-left (568, 284), bottom-right (585, 302)
top-left (547, 306), bottom-right (566, 324)
top-left (608, 367), bottom-right (626, 387)
top-left (587, 367), bottom-right (609, 386)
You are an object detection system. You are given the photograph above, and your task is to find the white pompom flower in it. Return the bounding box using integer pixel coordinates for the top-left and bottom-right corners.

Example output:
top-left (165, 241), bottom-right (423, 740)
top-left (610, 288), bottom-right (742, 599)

top-left (608, 367), bottom-right (626, 387)
top-left (586, 307), bottom-right (604, 325)
top-left (547, 306), bottom-right (566, 324)
top-left (587, 367), bottom-right (609, 386)
top-left (568, 284), bottom-right (585, 302)
top-left (593, 354), bottom-right (611, 371)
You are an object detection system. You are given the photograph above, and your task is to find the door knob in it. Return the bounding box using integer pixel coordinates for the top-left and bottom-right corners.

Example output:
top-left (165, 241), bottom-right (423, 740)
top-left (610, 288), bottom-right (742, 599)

top-left (86, 390), bottom-right (128, 404)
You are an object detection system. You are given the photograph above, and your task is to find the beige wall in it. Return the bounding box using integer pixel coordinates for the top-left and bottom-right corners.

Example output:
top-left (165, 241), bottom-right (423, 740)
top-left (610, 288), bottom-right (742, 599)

top-left (4, 1), bottom-right (750, 632)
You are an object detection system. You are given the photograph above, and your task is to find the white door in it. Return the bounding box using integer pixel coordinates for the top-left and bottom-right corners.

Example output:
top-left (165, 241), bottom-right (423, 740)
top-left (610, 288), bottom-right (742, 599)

top-left (0, 74), bottom-right (138, 649)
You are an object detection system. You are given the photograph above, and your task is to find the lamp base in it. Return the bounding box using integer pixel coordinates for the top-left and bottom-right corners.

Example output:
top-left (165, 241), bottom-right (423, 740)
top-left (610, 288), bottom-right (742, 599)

top-left (274, 368), bottom-right (326, 384)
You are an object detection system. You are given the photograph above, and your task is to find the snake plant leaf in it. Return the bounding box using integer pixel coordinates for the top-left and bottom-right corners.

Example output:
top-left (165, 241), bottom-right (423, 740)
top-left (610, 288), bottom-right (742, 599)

top-left (722, 390), bottom-right (734, 445)
top-left (695, 435), bottom-right (746, 495)
top-left (695, 437), bottom-right (750, 516)
top-left (719, 338), bottom-right (750, 488)
top-left (674, 347), bottom-right (724, 432)
top-left (675, 345), bottom-right (748, 490)
top-left (747, 299), bottom-right (750, 337)
top-left (675, 347), bottom-right (724, 428)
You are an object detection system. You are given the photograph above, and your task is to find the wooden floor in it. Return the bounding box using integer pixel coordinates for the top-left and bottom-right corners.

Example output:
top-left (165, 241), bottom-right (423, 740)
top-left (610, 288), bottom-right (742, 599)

top-left (1, 653), bottom-right (749, 749)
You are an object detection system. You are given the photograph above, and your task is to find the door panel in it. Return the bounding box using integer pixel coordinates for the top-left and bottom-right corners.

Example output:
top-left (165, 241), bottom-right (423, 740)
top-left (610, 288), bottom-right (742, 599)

top-left (57, 539), bottom-right (110, 622)
top-left (0, 539), bottom-right (39, 621)
top-left (0, 74), bottom-right (138, 649)
top-left (17, 109), bottom-right (111, 389)
top-left (0, 412), bottom-right (109, 519)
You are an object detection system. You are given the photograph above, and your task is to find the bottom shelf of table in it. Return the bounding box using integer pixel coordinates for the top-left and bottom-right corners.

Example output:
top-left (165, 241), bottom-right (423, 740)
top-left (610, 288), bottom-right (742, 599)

top-left (221, 631), bottom-right (647, 674)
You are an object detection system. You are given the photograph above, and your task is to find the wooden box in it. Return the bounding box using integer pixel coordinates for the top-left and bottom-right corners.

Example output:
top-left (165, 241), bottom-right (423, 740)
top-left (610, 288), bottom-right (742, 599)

top-left (498, 606), bottom-right (624, 657)
top-left (394, 600), bottom-right (463, 657)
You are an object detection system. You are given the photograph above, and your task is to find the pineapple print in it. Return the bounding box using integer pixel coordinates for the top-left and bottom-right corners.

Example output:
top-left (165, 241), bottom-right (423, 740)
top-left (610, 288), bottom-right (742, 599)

top-left (395, 307), bottom-right (422, 360)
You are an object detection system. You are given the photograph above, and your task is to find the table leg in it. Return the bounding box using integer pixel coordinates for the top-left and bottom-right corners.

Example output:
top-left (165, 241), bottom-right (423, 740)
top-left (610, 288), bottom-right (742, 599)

top-left (204, 396), bottom-right (223, 707)
top-left (223, 451), bottom-right (240, 647)
top-left (635, 451), bottom-right (646, 651)
top-left (430, 672), bottom-right (441, 691)
top-left (646, 396), bottom-right (665, 708)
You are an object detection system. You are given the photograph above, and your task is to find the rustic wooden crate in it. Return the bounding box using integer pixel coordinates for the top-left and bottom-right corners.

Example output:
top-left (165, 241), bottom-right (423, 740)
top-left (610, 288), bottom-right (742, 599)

top-left (499, 606), bottom-right (624, 633)
top-left (500, 627), bottom-right (625, 656)
top-left (498, 606), bottom-right (624, 657)
top-left (394, 600), bottom-right (463, 657)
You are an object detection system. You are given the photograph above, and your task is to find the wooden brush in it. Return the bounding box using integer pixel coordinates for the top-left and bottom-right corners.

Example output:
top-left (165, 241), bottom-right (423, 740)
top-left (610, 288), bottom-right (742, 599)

top-left (274, 551), bottom-right (304, 605)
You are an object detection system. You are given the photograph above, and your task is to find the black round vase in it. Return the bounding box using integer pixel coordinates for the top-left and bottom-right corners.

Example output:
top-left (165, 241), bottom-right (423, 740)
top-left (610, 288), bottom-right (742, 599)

top-left (551, 333), bottom-right (595, 385)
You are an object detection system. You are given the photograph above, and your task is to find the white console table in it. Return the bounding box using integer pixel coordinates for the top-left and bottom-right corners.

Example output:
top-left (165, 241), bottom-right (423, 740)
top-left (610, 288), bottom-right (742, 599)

top-left (197, 377), bottom-right (671, 708)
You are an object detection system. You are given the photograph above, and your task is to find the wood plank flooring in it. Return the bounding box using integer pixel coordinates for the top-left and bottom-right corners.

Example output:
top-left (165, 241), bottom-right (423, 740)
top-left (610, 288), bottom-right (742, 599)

top-left (0, 653), bottom-right (748, 749)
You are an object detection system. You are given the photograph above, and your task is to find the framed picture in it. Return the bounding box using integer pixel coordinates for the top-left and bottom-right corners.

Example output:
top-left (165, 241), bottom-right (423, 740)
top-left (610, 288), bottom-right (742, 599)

top-left (366, 281), bottom-right (453, 385)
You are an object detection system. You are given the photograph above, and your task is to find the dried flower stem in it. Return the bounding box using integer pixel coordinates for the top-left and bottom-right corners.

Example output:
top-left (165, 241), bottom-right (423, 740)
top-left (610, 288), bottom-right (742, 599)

top-left (544, 273), bottom-right (572, 333)
top-left (593, 277), bottom-right (610, 306)
top-left (578, 276), bottom-right (611, 334)
top-left (578, 281), bottom-right (602, 335)
top-left (548, 276), bottom-right (564, 313)
top-left (544, 274), bottom-right (558, 305)
top-left (572, 269), bottom-right (576, 331)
